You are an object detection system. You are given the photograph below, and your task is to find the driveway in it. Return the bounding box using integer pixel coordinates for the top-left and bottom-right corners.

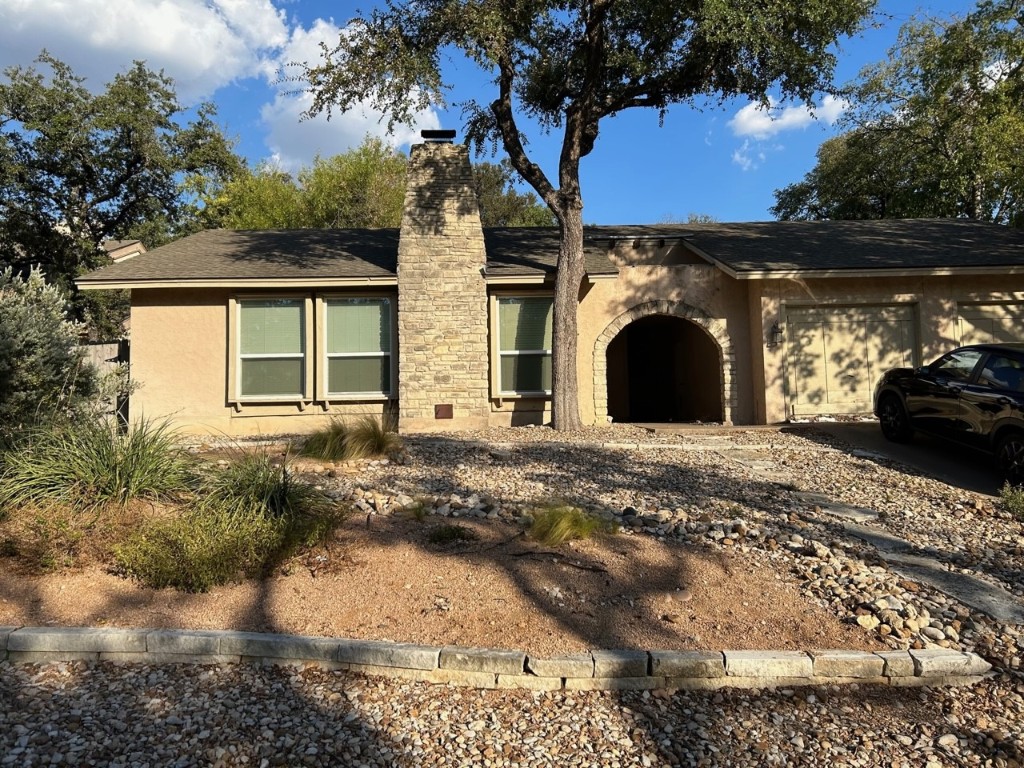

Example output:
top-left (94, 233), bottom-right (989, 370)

top-left (806, 421), bottom-right (1004, 496)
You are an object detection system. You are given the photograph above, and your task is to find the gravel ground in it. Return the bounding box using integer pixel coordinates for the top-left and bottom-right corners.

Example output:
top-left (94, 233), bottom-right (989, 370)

top-left (3, 424), bottom-right (1024, 766)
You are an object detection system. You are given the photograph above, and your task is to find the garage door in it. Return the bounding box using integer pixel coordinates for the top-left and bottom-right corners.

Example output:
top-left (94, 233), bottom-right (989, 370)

top-left (786, 305), bottom-right (917, 416)
top-left (958, 303), bottom-right (1024, 345)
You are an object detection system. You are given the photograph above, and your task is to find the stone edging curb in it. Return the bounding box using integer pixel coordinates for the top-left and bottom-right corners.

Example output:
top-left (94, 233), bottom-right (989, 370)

top-left (0, 627), bottom-right (993, 691)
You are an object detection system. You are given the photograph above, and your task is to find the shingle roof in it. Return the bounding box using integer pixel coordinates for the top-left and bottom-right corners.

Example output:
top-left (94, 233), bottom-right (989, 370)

top-left (484, 228), bottom-right (618, 277)
top-left (80, 229), bottom-right (400, 283)
top-left (77, 218), bottom-right (1024, 287)
top-left (640, 219), bottom-right (1024, 274)
top-left (78, 227), bottom-right (620, 285)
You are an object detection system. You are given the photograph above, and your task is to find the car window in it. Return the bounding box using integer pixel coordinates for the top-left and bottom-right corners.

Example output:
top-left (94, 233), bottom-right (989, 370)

top-left (931, 349), bottom-right (984, 382)
top-left (979, 354), bottom-right (1024, 392)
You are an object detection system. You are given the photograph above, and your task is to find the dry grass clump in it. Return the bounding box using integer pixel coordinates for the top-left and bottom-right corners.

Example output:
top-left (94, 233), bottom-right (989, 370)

top-left (300, 416), bottom-right (402, 461)
top-left (527, 502), bottom-right (614, 547)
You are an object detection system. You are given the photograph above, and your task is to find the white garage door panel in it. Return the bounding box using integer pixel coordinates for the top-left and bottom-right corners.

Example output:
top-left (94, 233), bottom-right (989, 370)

top-left (786, 306), bottom-right (916, 416)
top-left (958, 304), bottom-right (1024, 345)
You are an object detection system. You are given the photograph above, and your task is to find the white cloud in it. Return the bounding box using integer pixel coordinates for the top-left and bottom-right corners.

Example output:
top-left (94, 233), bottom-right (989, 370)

top-left (260, 19), bottom-right (441, 172)
top-left (731, 140), bottom-right (768, 172)
top-left (0, 0), bottom-right (442, 167)
top-left (728, 95), bottom-right (848, 140)
top-left (0, 0), bottom-right (288, 102)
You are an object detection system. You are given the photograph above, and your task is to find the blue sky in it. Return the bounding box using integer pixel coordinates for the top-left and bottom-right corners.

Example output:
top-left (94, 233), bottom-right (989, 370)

top-left (0, 0), bottom-right (977, 224)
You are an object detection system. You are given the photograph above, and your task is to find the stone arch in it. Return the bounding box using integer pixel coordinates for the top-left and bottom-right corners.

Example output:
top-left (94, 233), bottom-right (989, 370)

top-left (593, 300), bottom-right (737, 425)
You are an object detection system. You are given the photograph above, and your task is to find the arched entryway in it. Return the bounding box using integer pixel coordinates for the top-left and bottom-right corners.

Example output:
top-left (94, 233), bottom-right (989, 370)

top-left (606, 316), bottom-right (722, 422)
top-left (593, 301), bottom-right (737, 425)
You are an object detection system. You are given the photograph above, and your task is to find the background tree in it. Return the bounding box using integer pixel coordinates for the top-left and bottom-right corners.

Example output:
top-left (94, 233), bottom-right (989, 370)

top-left (211, 138), bottom-right (552, 229)
top-left (0, 52), bottom-right (243, 335)
top-left (301, 0), bottom-right (873, 429)
top-left (474, 159), bottom-right (555, 227)
top-left (774, 0), bottom-right (1024, 224)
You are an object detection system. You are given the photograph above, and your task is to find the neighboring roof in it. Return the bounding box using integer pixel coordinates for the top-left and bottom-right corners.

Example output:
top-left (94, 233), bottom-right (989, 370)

top-left (77, 218), bottom-right (1024, 289)
top-left (650, 219), bottom-right (1024, 278)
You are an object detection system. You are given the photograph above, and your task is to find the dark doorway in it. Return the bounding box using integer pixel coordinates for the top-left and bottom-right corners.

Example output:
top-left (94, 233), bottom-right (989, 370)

top-left (606, 315), bottom-right (722, 423)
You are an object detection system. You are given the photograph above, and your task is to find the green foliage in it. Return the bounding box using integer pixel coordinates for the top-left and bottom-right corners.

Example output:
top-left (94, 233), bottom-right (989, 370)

top-left (528, 503), bottom-right (613, 547)
top-left (114, 507), bottom-right (285, 592)
top-left (426, 523), bottom-right (479, 545)
top-left (474, 159), bottom-right (554, 227)
top-left (195, 452), bottom-right (334, 521)
top-left (212, 137), bottom-right (552, 230)
top-left (300, 416), bottom-right (402, 461)
top-left (774, 2), bottom-right (1024, 224)
top-left (0, 52), bottom-right (243, 333)
top-left (1001, 482), bottom-right (1024, 519)
top-left (0, 419), bottom-right (194, 515)
top-left (116, 453), bottom-right (342, 592)
top-left (0, 267), bottom-right (96, 443)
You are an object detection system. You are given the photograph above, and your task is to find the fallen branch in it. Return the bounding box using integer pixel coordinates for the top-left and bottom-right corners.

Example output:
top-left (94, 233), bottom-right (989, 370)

top-left (508, 550), bottom-right (609, 573)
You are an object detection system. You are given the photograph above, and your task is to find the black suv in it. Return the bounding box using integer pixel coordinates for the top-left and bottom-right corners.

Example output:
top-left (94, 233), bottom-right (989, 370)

top-left (873, 343), bottom-right (1024, 486)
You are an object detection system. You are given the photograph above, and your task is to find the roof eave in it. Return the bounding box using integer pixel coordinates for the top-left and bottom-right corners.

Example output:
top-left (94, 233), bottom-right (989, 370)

top-left (727, 265), bottom-right (1024, 280)
top-left (76, 276), bottom-right (399, 291)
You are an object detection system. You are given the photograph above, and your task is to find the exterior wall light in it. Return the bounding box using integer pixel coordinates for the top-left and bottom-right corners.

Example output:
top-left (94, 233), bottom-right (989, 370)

top-left (769, 321), bottom-right (784, 347)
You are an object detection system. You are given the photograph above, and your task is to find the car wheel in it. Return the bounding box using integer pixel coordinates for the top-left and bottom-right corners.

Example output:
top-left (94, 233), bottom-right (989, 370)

top-left (997, 431), bottom-right (1024, 487)
top-left (878, 394), bottom-right (914, 442)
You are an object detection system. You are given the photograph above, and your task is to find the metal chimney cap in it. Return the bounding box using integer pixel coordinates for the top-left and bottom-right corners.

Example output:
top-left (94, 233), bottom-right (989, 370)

top-left (421, 129), bottom-right (456, 142)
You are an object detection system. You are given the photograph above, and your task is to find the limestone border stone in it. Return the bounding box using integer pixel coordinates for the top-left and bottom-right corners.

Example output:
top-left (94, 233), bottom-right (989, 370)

top-left (592, 300), bottom-right (737, 425)
top-left (0, 627), bottom-right (994, 692)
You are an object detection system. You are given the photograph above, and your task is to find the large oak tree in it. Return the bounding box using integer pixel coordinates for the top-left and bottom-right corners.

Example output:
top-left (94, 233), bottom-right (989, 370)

top-left (301, 0), bottom-right (874, 429)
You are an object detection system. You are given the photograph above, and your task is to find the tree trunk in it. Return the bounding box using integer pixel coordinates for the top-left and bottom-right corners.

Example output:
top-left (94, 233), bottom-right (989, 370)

top-left (551, 207), bottom-right (586, 431)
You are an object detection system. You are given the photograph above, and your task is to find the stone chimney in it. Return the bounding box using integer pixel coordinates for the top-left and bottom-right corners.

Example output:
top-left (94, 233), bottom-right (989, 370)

top-left (397, 136), bottom-right (490, 432)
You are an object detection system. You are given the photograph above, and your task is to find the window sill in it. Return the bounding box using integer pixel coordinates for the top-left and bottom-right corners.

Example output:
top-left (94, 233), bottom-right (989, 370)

top-left (322, 394), bottom-right (393, 402)
top-left (492, 392), bottom-right (552, 400)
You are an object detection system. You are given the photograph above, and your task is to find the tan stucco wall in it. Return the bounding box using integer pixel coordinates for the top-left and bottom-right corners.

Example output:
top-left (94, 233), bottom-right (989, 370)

top-left (753, 275), bottom-right (1024, 423)
top-left (129, 288), bottom-right (393, 437)
top-left (127, 251), bottom-right (1024, 436)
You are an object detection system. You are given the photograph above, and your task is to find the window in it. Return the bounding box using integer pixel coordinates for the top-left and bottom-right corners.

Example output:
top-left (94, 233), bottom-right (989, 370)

top-left (932, 349), bottom-right (983, 382)
top-left (237, 299), bottom-right (306, 398)
top-left (324, 297), bottom-right (392, 396)
top-left (980, 353), bottom-right (1024, 393)
top-left (496, 296), bottom-right (553, 394)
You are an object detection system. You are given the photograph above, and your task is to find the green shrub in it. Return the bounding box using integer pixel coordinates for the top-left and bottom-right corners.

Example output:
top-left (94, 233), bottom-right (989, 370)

top-left (1000, 482), bottom-right (1024, 520)
top-left (0, 418), bottom-right (194, 515)
top-left (116, 453), bottom-right (343, 591)
top-left (528, 503), bottom-right (613, 547)
top-left (114, 507), bottom-right (283, 592)
top-left (427, 523), bottom-right (479, 545)
top-left (0, 267), bottom-right (97, 444)
top-left (300, 415), bottom-right (402, 461)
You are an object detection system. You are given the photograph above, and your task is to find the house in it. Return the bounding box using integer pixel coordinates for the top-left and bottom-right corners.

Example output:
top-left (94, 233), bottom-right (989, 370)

top-left (77, 136), bottom-right (1024, 435)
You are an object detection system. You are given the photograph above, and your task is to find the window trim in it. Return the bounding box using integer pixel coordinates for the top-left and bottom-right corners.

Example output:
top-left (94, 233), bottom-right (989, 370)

top-left (490, 291), bottom-right (554, 399)
top-left (316, 294), bottom-right (397, 401)
top-left (229, 293), bottom-right (315, 404)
